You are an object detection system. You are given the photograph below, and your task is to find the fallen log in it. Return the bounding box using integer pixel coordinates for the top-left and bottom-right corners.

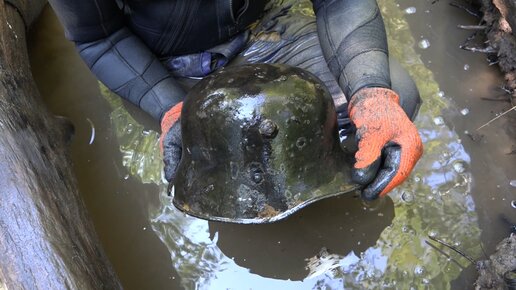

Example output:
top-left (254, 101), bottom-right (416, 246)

top-left (0, 1), bottom-right (121, 288)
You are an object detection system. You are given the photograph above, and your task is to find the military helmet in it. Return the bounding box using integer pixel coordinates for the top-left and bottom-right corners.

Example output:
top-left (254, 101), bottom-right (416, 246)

top-left (173, 64), bottom-right (359, 223)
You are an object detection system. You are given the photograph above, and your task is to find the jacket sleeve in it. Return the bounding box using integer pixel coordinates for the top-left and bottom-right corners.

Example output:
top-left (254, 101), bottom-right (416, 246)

top-left (312, 0), bottom-right (390, 99)
top-left (48, 0), bottom-right (185, 121)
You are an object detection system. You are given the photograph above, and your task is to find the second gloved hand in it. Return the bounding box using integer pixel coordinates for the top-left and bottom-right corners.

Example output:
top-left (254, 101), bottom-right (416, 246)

top-left (161, 102), bottom-right (183, 184)
top-left (349, 87), bottom-right (423, 200)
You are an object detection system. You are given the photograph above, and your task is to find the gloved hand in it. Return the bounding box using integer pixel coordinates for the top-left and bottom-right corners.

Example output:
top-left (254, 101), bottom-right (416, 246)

top-left (349, 87), bottom-right (423, 200)
top-left (160, 102), bottom-right (183, 183)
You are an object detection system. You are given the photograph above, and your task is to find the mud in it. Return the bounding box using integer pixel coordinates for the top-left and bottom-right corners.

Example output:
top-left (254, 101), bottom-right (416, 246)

top-left (478, 0), bottom-right (516, 136)
top-left (475, 234), bottom-right (516, 290)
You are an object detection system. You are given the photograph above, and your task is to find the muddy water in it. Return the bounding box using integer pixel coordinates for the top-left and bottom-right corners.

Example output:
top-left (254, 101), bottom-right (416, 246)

top-left (28, 0), bottom-right (515, 289)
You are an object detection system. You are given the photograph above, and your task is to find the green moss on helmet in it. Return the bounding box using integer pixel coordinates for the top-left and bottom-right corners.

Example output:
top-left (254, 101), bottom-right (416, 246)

top-left (173, 64), bottom-right (359, 223)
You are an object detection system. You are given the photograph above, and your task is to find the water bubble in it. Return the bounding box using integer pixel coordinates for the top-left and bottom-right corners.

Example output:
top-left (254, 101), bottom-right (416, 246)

top-left (126, 123), bottom-right (134, 133)
top-left (428, 230), bottom-right (437, 238)
top-left (460, 108), bottom-right (470, 115)
top-left (463, 64), bottom-right (470, 71)
top-left (414, 266), bottom-right (425, 275)
top-left (433, 116), bottom-right (445, 126)
top-left (401, 192), bottom-right (415, 204)
top-left (452, 160), bottom-right (467, 173)
top-left (418, 39), bottom-right (431, 49)
top-left (251, 172), bottom-right (263, 184)
top-left (438, 91), bottom-right (445, 97)
top-left (404, 7), bottom-right (416, 14)
top-left (422, 278), bottom-right (430, 284)
top-left (510, 180), bottom-right (516, 187)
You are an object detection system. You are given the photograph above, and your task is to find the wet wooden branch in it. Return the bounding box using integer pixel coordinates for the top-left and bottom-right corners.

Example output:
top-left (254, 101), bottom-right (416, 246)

top-left (450, 2), bottom-right (482, 18)
top-left (459, 45), bottom-right (497, 53)
top-left (0, 1), bottom-right (121, 288)
top-left (457, 24), bottom-right (487, 30)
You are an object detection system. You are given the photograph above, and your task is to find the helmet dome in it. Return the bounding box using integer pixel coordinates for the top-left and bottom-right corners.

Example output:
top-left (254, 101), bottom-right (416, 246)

top-left (173, 64), bottom-right (359, 223)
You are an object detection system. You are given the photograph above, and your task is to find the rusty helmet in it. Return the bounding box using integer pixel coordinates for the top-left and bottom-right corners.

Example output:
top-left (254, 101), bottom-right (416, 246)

top-left (172, 64), bottom-right (359, 223)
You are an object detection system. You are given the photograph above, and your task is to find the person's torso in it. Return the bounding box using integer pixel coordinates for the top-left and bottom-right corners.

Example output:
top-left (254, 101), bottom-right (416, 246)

top-left (117, 0), bottom-right (268, 56)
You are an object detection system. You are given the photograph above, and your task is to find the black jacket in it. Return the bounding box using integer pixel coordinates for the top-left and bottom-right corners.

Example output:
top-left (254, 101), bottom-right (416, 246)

top-left (49, 0), bottom-right (390, 121)
top-left (48, 0), bottom-right (267, 121)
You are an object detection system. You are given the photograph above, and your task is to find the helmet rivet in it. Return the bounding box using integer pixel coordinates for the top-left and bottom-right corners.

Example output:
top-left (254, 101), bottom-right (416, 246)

top-left (259, 119), bottom-right (278, 138)
top-left (296, 137), bottom-right (307, 149)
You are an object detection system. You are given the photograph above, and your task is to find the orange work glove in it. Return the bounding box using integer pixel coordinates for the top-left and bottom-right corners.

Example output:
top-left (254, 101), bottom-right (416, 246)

top-left (349, 88), bottom-right (423, 200)
top-left (160, 102), bottom-right (183, 183)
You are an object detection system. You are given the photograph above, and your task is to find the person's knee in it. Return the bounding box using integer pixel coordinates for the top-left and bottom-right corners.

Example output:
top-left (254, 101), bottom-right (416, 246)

top-left (389, 57), bottom-right (421, 120)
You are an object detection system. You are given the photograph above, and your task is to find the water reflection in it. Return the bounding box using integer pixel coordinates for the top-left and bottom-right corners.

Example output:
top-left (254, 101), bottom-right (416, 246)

top-left (210, 196), bottom-right (394, 281)
top-left (102, 0), bottom-right (482, 289)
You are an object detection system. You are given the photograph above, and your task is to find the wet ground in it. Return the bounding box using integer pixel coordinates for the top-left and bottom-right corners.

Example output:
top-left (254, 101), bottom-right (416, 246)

top-left (28, 0), bottom-right (515, 289)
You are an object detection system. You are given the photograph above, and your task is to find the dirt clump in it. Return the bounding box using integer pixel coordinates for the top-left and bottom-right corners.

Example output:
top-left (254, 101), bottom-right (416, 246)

top-left (479, 0), bottom-right (516, 97)
top-left (475, 234), bottom-right (516, 289)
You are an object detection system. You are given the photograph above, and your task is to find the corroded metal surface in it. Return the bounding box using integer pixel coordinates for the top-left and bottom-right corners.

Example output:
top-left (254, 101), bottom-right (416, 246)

top-left (173, 64), bottom-right (360, 223)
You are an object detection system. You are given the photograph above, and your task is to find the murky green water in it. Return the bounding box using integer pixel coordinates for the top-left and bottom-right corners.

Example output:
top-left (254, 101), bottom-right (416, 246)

top-left (28, 0), bottom-right (515, 289)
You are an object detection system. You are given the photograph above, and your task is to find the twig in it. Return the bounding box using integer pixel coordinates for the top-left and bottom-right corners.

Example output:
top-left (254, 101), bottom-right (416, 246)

top-left (477, 106), bottom-right (516, 130)
top-left (457, 25), bottom-right (486, 30)
top-left (479, 242), bottom-right (489, 260)
top-left (500, 86), bottom-right (514, 95)
top-left (428, 235), bottom-right (476, 264)
top-left (460, 45), bottom-right (497, 53)
top-left (425, 241), bottom-right (465, 269)
top-left (480, 96), bottom-right (511, 102)
top-left (449, 2), bottom-right (481, 18)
